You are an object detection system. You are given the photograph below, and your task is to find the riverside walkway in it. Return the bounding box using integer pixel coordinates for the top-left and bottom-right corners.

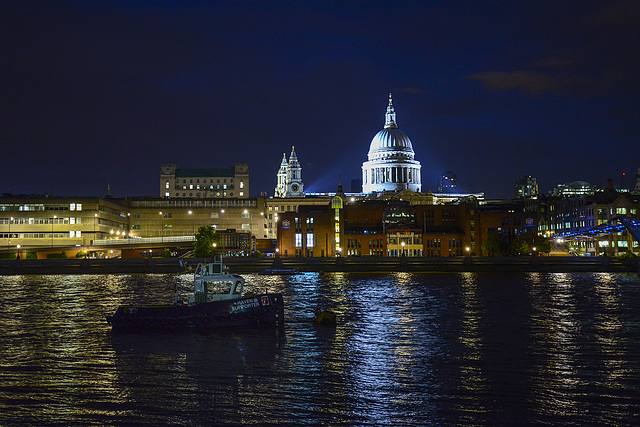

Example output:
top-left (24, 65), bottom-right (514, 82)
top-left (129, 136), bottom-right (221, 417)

top-left (0, 256), bottom-right (637, 275)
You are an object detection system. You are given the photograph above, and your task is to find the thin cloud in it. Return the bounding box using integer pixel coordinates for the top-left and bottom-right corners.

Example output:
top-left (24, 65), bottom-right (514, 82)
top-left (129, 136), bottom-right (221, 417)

top-left (466, 70), bottom-right (563, 97)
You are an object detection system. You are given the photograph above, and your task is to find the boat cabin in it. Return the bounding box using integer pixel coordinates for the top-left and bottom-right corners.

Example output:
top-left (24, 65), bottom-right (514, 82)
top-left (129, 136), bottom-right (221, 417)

top-left (191, 259), bottom-right (245, 304)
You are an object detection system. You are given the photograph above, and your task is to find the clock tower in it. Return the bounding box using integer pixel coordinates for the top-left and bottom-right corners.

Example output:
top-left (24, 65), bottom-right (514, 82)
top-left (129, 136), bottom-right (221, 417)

top-left (286, 146), bottom-right (304, 197)
top-left (274, 146), bottom-right (304, 198)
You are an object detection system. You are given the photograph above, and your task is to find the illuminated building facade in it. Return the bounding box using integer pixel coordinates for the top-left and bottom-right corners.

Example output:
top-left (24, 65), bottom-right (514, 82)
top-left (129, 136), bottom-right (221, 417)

top-left (0, 194), bottom-right (269, 258)
top-left (277, 198), bottom-right (485, 257)
top-left (274, 147), bottom-right (304, 198)
top-left (551, 181), bottom-right (595, 197)
top-left (515, 176), bottom-right (539, 199)
top-left (276, 204), bottom-right (338, 257)
top-left (544, 189), bottom-right (639, 256)
top-left (0, 195), bottom-right (129, 258)
top-left (362, 94), bottom-right (422, 194)
top-left (160, 163), bottom-right (249, 199)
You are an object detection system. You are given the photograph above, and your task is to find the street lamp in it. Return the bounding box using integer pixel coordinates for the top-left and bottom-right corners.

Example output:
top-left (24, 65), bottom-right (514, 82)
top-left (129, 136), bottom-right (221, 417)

top-left (94, 213), bottom-right (98, 242)
top-left (188, 210), bottom-right (195, 235)
top-left (16, 244), bottom-right (20, 260)
top-left (221, 209), bottom-right (228, 230)
top-left (401, 241), bottom-right (406, 257)
top-left (159, 212), bottom-right (164, 242)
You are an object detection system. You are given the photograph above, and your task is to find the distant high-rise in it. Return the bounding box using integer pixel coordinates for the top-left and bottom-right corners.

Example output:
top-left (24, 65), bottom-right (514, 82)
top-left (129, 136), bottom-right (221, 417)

top-left (515, 176), bottom-right (538, 199)
top-left (437, 171), bottom-right (457, 193)
top-left (551, 181), bottom-right (595, 197)
top-left (633, 167), bottom-right (640, 195)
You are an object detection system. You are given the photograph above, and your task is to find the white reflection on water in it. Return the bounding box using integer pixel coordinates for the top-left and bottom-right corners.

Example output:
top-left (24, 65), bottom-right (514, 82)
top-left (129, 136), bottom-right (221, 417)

top-left (455, 272), bottom-right (489, 423)
top-left (530, 273), bottom-right (582, 418)
top-left (592, 273), bottom-right (626, 387)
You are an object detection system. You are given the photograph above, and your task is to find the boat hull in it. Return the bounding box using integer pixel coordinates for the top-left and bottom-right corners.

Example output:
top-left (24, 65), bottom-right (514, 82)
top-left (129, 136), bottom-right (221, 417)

top-left (107, 293), bottom-right (285, 331)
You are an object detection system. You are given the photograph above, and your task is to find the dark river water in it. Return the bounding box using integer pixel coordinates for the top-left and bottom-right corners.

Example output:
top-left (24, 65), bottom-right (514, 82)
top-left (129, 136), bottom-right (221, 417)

top-left (1, 271), bottom-right (639, 426)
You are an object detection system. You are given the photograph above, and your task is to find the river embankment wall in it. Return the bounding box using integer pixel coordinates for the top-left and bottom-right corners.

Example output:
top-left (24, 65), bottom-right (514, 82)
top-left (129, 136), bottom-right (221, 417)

top-left (0, 256), bottom-right (638, 275)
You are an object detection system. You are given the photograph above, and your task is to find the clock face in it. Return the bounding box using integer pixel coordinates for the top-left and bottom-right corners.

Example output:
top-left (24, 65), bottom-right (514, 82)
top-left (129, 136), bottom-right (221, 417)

top-left (291, 184), bottom-right (299, 192)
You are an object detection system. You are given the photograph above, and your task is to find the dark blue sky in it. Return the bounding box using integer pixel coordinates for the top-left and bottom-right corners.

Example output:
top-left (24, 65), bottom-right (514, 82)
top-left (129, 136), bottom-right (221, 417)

top-left (2, 0), bottom-right (639, 198)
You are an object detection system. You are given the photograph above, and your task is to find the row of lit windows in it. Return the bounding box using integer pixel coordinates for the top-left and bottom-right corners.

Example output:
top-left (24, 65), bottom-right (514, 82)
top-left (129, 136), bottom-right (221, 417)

top-left (178, 184), bottom-right (231, 190)
top-left (388, 249), bottom-right (423, 257)
top-left (0, 203), bottom-right (83, 212)
top-left (0, 217), bottom-right (83, 225)
top-left (0, 232), bottom-right (81, 239)
top-left (178, 178), bottom-right (233, 184)
top-left (168, 192), bottom-right (242, 198)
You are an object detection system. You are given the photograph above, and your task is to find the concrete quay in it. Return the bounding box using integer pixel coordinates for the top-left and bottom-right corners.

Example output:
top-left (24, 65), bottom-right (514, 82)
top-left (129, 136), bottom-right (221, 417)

top-left (0, 256), bottom-right (637, 275)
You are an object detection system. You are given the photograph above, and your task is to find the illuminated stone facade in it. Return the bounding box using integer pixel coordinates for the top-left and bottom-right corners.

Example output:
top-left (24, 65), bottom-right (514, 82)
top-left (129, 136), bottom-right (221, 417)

top-left (362, 94), bottom-right (422, 194)
top-left (274, 147), bottom-right (304, 198)
top-left (160, 163), bottom-right (249, 199)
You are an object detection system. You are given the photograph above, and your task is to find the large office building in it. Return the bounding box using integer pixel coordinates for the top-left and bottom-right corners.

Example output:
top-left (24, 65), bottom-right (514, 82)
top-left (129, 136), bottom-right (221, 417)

top-left (362, 94), bottom-right (422, 194)
top-left (160, 163), bottom-right (249, 199)
top-left (515, 176), bottom-right (539, 199)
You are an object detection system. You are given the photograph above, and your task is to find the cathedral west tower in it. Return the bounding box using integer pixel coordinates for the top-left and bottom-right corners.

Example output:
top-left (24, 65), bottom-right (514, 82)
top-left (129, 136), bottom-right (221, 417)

top-left (274, 146), bottom-right (304, 198)
top-left (362, 94), bottom-right (422, 193)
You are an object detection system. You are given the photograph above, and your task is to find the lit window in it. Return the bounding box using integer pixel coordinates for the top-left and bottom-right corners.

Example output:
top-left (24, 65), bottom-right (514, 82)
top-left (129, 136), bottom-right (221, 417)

top-left (165, 192), bottom-right (170, 197)
top-left (242, 224), bottom-right (250, 229)
top-left (77, 204), bottom-right (82, 211)
top-left (240, 182), bottom-right (244, 189)
top-left (306, 233), bottom-right (314, 247)
top-left (239, 192), bottom-right (244, 196)
top-left (165, 181), bottom-right (169, 189)
top-left (70, 203), bottom-right (75, 211)
top-left (295, 233), bottom-right (302, 247)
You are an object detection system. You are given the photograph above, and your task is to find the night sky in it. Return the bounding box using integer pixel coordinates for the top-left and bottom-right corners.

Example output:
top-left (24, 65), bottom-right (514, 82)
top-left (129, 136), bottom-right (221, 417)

top-left (2, 1), bottom-right (639, 199)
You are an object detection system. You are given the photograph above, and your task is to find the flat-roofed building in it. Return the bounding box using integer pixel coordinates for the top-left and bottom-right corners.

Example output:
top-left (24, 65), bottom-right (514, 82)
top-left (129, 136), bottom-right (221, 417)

top-left (160, 163), bottom-right (249, 199)
top-left (0, 195), bottom-right (130, 256)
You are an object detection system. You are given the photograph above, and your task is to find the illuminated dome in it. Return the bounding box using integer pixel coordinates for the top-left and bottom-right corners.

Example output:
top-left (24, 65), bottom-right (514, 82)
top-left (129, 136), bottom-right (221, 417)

top-left (362, 94), bottom-right (422, 193)
top-left (368, 128), bottom-right (415, 161)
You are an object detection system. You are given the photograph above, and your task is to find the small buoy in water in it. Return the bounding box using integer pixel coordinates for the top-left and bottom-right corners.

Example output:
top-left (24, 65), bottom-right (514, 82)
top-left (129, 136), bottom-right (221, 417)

top-left (313, 308), bottom-right (336, 326)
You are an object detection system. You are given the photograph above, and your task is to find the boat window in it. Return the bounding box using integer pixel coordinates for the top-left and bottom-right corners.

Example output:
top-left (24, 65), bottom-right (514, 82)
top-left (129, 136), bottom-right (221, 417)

top-left (206, 281), bottom-right (232, 294)
top-left (233, 281), bottom-right (243, 295)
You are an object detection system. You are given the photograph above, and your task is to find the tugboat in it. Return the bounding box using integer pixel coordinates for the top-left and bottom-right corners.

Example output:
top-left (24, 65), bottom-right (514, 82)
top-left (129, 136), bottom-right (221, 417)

top-left (107, 257), bottom-right (285, 331)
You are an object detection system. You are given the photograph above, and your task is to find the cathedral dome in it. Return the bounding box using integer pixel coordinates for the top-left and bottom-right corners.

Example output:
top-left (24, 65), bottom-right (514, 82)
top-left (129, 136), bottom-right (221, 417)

top-left (368, 128), bottom-right (414, 159)
top-left (367, 95), bottom-right (416, 161)
top-left (361, 94), bottom-right (422, 194)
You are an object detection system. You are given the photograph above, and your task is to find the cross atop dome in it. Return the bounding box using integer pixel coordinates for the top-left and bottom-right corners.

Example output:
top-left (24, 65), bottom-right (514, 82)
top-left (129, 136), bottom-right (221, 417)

top-left (384, 93), bottom-right (397, 129)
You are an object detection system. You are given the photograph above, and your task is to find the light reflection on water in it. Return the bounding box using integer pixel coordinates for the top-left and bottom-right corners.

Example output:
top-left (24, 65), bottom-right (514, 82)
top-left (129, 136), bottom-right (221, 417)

top-left (0, 272), bottom-right (639, 425)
